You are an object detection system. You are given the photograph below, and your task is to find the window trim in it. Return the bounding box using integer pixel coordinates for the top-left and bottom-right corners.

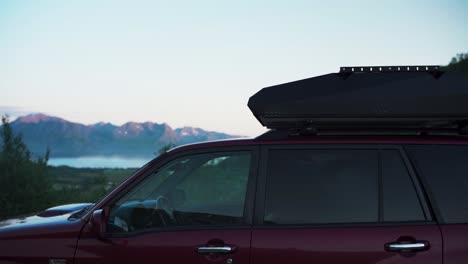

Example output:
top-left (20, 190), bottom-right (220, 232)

top-left (397, 145), bottom-right (436, 222)
top-left (102, 145), bottom-right (260, 237)
top-left (254, 144), bottom-right (434, 228)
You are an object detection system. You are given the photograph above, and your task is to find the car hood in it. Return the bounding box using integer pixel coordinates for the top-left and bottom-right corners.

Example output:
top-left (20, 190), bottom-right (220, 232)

top-left (0, 205), bottom-right (89, 261)
top-left (36, 203), bottom-right (92, 217)
top-left (0, 213), bottom-right (72, 229)
top-left (0, 203), bottom-right (91, 235)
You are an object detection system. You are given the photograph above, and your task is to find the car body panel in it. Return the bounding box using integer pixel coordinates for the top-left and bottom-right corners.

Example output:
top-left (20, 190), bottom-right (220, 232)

top-left (251, 225), bottom-right (442, 264)
top-left (439, 225), bottom-right (468, 264)
top-left (75, 226), bottom-right (251, 264)
top-left (1, 136), bottom-right (468, 263)
top-left (0, 213), bottom-right (85, 263)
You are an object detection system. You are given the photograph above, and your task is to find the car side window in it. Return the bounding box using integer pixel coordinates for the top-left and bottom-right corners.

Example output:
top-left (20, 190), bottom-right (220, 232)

top-left (406, 145), bottom-right (468, 223)
top-left (264, 149), bottom-right (379, 224)
top-left (108, 151), bottom-right (251, 233)
top-left (264, 148), bottom-right (427, 225)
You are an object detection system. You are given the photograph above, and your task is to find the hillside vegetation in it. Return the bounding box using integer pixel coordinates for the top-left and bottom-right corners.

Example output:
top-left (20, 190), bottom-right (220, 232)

top-left (0, 116), bottom-right (137, 220)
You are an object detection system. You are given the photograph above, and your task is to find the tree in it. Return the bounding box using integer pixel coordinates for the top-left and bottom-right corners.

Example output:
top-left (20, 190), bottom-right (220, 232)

top-left (0, 116), bottom-right (52, 219)
top-left (444, 52), bottom-right (468, 74)
top-left (156, 143), bottom-right (176, 156)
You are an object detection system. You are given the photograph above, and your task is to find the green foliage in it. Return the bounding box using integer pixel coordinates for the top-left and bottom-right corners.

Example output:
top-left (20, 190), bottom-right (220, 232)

top-left (157, 143), bottom-right (176, 156)
top-left (46, 166), bottom-right (135, 204)
top-left (178, 154), bottom-right (250, 203)
top-left (444, 52), bottom-right (468, 74)
top-left (0, 116), bottom-right (52, 219)
top-left (449, 53), bottom-right (468, 65)
top-left (0, 116), bottom-right (139, 220)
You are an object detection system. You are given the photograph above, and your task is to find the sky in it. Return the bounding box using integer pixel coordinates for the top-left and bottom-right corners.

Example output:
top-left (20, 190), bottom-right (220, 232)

top-left (1, 0), bottom-right (467, 136)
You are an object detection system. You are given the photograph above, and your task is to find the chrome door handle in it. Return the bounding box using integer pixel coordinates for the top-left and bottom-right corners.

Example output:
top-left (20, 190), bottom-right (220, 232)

top-left (197, 246), bottom-right (233, 254)
top-left (385, 241), bottom-right (430, 252)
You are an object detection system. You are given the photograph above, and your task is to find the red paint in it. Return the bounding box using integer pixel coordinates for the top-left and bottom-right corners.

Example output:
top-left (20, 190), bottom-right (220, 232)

top-left (440, 225), bottom-right (468, 264)
top-left (251, 225), bottom-right (442, 264)
top-left (0, 214), bottom-right (84, 263)
top-left (75, 228), bottom-right (251, 264)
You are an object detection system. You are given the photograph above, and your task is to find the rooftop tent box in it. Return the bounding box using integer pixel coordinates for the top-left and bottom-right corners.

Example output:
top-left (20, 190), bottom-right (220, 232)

top-left (248, 66), bottom-right (468, 131)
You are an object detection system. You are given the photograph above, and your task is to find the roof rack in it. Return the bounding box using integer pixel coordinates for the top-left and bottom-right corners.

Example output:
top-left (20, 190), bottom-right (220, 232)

top-left (256, 125), bottom-right (468, 140)
top-left (340, 65), bottom-right (440, 73)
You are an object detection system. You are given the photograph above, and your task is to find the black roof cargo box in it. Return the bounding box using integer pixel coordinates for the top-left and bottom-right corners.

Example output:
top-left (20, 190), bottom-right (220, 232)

top-left (248, 66), bottom-right (468, 133)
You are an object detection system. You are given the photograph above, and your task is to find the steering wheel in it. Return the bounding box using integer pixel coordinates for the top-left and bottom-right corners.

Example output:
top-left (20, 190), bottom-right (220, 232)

top-left (155, 195), bottom-right (171, 211)
top-left (152, 195), bottom-right (175, 224)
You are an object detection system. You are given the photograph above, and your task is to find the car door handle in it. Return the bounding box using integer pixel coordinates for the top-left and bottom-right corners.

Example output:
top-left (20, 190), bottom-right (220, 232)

top-left (385, 241), bottom-right (430, 252)
top-left (197, 246), bottom-right (233, 254)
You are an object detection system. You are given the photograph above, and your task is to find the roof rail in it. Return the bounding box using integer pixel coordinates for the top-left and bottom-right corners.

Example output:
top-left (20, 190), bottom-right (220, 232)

top-left (340, 65), bottom-right (440, 73)
top-left (256, 125), bottom-right (468, 140)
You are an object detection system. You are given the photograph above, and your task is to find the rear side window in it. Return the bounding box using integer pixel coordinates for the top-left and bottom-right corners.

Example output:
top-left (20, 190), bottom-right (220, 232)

top-left (406, 145), bottom-right (468, 223)
top-left (264, 148), bottom-right (426, 225)
top-left (264, 149), bottom-right (379, 224)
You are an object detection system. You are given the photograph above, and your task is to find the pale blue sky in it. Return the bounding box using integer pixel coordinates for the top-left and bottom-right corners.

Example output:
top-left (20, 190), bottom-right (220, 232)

top-left (1, 0), bottom-right (467, 136)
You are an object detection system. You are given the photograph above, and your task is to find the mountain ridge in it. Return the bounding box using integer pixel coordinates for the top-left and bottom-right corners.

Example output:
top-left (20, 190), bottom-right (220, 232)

top-left (7, 113), bottom-right (240, 158)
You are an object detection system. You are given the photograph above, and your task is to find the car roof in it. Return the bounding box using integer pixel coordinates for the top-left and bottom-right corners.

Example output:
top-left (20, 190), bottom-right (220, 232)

top-left (168, 134), bottom-right (468, 155)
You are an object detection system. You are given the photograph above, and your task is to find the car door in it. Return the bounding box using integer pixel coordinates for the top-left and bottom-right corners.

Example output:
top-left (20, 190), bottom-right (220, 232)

top-left (251, 145), bottom-right (442, 264)
top-left (405, 144), bottom-right (468, 264)
top-left (74, 146), bottom-right (258, 264)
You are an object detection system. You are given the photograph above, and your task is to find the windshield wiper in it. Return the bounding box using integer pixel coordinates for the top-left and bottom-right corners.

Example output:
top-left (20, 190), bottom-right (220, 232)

top-left (68, 204), bottom-right (94, 220)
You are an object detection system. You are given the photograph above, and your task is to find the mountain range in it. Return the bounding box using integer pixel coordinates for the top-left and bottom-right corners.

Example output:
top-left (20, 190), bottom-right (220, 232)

top-left (8, 114), bottom-right (238, 158)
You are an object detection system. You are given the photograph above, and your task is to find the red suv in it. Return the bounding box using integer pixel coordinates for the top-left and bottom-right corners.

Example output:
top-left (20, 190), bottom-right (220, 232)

top-left (1, 66), bottom-right (468, 264)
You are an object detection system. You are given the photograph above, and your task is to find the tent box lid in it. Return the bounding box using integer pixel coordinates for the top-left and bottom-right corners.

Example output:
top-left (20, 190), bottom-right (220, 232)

top-left (247, 66), bottom-right (468, 132)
